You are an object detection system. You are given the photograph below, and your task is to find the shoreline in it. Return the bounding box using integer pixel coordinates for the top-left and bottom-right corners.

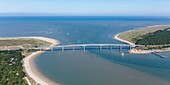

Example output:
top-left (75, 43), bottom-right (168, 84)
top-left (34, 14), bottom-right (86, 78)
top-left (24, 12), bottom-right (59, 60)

top-left (21, 37), bottom-right (60, 85)
top-left (113, 25), bottom-right (170, 54)
top-left (114, 33), bottom-right (135, 46)
top-left (114, 33), bottom-right (152, 54)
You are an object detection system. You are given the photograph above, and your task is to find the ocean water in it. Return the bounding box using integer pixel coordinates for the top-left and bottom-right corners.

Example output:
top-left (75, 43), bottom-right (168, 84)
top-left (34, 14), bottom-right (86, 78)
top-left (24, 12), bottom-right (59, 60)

top-left (1, 16), bottom-right (170, 85)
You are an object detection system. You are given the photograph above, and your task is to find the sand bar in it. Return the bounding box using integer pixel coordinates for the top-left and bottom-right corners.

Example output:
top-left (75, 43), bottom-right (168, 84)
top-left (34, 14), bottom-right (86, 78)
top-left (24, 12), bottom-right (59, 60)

top-left (114, 33), bottom-right (135, 46)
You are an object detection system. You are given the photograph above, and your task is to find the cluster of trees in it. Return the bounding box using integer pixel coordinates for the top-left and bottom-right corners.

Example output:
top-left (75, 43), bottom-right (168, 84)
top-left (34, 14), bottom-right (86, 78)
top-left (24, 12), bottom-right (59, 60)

top-left (0, 50), bottom-right (27, 85)
top-left (134, 28), bottom-right (170, 45)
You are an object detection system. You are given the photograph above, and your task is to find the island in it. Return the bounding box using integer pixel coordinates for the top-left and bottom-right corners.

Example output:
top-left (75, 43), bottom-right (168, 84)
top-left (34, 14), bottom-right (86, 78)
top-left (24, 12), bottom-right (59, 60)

top-left (0, 37), bottom-right (60, 85)
top-left (114, 25), bottom-right (170, 54)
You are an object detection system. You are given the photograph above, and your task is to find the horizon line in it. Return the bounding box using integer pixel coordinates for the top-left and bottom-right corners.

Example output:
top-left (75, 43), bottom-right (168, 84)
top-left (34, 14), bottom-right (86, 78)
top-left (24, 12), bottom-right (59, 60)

top-left (0, 13), bottom-right (169, 17)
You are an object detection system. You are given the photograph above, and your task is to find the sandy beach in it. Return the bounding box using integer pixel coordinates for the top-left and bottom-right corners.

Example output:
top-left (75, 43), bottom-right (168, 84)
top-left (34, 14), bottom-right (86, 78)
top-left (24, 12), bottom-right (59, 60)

top-left (22, 37), bottom-right (60, 85)
top-left (114, 33), bottom-right (135, 46)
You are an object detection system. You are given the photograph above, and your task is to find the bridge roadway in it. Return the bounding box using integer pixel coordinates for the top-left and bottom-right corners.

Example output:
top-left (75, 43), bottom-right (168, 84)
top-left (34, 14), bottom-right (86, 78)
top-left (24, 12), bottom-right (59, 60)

top-left (27, 44), bottom-right (140, 51)
top-left (26, 43), bottom-right (170, 51)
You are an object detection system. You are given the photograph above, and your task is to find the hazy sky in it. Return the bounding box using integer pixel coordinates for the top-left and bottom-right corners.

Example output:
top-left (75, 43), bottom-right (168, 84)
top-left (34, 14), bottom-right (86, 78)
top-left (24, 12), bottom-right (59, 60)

top-left (0, 0), bottom-right (170, 16)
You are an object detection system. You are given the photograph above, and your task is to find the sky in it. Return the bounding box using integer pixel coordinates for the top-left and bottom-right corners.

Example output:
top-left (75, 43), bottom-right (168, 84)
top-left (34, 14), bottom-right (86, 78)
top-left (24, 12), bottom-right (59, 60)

top-left (0, 0), bottom-right (170, 16)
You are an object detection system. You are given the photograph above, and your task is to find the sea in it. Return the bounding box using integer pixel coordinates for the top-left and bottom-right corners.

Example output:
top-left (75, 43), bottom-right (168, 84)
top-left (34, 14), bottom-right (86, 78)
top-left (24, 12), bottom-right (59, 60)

top-left (0, 16), bottom-right (170, 85)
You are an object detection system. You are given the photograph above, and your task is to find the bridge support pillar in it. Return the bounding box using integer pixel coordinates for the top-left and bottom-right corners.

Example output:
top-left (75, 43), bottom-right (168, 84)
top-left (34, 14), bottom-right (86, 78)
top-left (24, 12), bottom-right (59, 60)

top-left (119, 45), bottom-right (122, 50)
top-left (110, 45), bottom-right (112, 51)
top-left (73, 46), bottom-right (75, 51)
top-left (62, 47), bottom-right (64, 51)
top-left (99, 46), bottom-right (102, 51)
top-left (83, 46), bottom-right (86, 51)
top-left (119, 45), bottom-right (122, 53)
top-left (129, 46), bottom-right (132, 50)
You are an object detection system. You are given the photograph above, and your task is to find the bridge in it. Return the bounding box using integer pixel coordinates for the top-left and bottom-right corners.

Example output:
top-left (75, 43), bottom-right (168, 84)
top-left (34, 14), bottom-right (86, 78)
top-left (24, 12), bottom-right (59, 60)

top-left (27, 44), bottom-right (140, 51)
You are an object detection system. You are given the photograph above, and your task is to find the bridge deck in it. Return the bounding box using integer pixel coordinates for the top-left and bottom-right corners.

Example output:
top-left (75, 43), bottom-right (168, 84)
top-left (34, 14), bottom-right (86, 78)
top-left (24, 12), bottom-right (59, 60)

top-left (53, 44), bottom-right (133, 48)
top-left (26, 44), bottom-right (135, 51)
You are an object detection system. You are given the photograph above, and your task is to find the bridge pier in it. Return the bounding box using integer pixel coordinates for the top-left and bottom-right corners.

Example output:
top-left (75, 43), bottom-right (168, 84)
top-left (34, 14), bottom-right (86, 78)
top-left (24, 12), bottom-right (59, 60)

top-left (110, 45), bottom-right (112, 51)
top-left (129, 46), bottom-right (132, 50)
top-left (99, 46), bottom-right (102, 51)
top-left (83, 46), bottom-right (86, 51)
top-left (119, 45), bottom-right (122, 53)
top-left (73, 46), bottom-right (75, 51)
top-left (62, 47), bottom-right (64, 51)
top-left (119, 45), bottom-right (122, 50)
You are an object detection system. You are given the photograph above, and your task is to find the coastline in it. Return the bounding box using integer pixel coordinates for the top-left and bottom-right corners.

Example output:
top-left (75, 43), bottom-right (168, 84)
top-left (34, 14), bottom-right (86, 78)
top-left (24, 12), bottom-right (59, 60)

top-left (113, 25), bottom-right (170, 54)
top-left (114, 33), bottom-right (152, 54)
top-left (114, 33), bottom-right (135, 46)
top-left (22, 37), bottom-right (60, 85)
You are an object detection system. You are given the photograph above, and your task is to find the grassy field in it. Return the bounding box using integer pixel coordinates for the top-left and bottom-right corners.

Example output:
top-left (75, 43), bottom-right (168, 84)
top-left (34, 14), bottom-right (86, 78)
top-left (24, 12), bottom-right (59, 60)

top-left (0, 38), bottom-right (52, 51)
top-left (0, 38), bottom-right (51, 47)
top-left (117, 25), bottom-right (170, 43)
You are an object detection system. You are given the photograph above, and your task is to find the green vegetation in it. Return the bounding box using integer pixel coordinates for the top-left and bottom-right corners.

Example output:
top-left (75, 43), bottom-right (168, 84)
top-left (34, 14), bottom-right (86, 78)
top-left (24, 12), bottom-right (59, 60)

top-left (134, 28), bottom-right (170, 45)
top-left (116, 25), bottom-right (170, 50)
top-left (0, 50), bottom-right (27, 85)
top-left (135, 46), bottom-right (163, 50)
top-left (117, 25), bottom-right (170, 43)
top-left (0, 37), bottom-right (53, 84)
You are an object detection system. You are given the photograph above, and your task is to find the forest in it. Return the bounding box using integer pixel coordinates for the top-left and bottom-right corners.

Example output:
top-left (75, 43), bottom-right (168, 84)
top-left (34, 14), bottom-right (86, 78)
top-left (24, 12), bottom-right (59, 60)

top-left (0, 50), bottom-right (27, 85)
top-left (134, 28), bottom-right (170, 45)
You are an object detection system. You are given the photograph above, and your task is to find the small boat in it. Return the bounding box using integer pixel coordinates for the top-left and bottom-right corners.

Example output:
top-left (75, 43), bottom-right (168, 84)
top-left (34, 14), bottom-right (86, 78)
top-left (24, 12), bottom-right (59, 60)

top-left (121, 53), bottom-right (124, 56)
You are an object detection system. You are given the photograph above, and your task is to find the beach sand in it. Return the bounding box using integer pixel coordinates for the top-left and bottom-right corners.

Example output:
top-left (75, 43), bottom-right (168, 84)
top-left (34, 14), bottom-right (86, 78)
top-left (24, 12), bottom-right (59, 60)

top-left (114, 33), bottom-right (135, 46)
top-left (22, 37), bottom-right (60, 85)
